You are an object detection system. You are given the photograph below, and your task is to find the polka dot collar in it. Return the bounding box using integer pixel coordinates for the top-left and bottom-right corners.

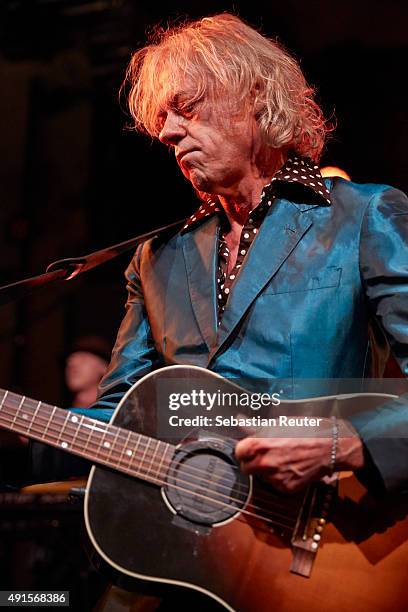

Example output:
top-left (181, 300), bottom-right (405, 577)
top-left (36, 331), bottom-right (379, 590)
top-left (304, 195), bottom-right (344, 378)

top-left (181, 155), bottom-right (331, 233)
top-left (272, 155), bottom-right (331, 204)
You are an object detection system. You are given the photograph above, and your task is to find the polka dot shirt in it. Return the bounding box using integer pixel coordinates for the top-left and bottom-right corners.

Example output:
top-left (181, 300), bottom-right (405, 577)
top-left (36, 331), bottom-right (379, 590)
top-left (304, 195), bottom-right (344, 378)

top-left (181, 155), bottom-right (331, 324)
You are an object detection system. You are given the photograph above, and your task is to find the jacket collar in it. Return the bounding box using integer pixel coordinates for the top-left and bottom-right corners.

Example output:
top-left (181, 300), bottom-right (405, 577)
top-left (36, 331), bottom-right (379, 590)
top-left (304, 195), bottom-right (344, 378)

top-left (181, 154), bottom-right (331, 234)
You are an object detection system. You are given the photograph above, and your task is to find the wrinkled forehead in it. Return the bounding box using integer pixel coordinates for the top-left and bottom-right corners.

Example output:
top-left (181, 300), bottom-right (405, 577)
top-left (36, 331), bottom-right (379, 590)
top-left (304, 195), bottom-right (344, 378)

top-left (154, 64), bottom-right (202, 111)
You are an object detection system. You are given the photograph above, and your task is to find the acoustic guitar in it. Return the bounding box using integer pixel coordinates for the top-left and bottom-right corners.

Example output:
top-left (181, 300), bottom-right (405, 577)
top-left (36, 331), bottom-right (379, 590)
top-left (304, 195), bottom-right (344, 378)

top-left (0, 365), bottom-right (407, 611)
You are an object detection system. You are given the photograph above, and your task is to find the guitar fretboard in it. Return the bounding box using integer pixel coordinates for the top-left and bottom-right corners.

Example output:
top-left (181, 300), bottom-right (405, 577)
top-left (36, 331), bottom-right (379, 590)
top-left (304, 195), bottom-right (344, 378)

top-left (0, 388), bottom-right (174, 485)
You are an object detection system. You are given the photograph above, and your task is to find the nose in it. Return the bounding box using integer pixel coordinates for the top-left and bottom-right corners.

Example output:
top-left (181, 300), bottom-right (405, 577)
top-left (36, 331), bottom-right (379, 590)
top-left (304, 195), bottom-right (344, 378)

top-left (158, 110), bottom-right (186, 146)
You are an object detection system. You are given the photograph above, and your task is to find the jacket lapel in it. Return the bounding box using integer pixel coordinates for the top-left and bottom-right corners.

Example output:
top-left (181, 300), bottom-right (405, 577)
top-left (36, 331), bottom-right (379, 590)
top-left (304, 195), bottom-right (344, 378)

top-left (209, 198), bottom-right (314, 363)
top-left (182, 216), bottom-right (219, 351)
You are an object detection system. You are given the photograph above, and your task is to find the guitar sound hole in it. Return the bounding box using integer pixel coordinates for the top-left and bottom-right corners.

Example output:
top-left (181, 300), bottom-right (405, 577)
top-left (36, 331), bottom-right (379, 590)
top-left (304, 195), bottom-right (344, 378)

top-left (164, 440), bottom-right (251, 526)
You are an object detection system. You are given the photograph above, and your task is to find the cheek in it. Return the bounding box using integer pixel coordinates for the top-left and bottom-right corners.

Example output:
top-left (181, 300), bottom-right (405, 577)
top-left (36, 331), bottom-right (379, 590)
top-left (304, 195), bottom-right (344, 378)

top-left (230, 134), bottom-right (253, 159)
top-left (82, 364), bottom-right (103, 383)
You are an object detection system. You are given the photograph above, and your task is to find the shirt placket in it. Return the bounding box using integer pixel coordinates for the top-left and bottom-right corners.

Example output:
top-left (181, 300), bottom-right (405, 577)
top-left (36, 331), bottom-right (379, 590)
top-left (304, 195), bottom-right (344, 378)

top-left (216, 194), bottom-right (273, 325)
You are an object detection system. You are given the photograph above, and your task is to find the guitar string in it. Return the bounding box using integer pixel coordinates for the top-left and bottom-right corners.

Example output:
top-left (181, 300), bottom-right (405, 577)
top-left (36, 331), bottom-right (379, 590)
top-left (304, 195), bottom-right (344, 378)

top-left (0, 413), bottom-right (296, 532)
top-left (0, 395), bottom-right (303, 520)
top-left (0, 402), bottom-right (254, 507)
top-left (0, 396), bottom-right (303, 519)
top-left (0, 410), bottom-right (298, 530)
top-left (3, 389), bottom-right (310, 514)
top-left (0, 390), bottom-right (297, 508)
top-left (0, 394), bottom-right (303, 523)
top-left (0, 387), bottom-right (327, 498)
top-left (0, 407), bottom-right (299, 529)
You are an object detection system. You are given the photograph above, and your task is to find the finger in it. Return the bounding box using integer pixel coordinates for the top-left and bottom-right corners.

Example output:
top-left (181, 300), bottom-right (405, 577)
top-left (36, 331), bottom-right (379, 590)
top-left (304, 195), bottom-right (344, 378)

top-left (239, 457), bottom-right (265, 474)
top-left (235, 436), bottom-right (260, 461)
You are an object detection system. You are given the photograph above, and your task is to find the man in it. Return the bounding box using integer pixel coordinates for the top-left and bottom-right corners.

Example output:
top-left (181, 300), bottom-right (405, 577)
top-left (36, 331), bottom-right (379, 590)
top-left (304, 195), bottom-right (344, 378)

top-left (96, 13), bottom-right (408, 496)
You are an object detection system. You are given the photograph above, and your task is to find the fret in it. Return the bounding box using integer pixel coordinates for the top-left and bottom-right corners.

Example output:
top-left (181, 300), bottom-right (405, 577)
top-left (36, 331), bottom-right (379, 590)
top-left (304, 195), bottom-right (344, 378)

top-left (138, 437), bottom-right (151, 476)
top-left (156, 441), bottom-right (171, 481)
top-left (96, 422), bottom-right (112, 459)
top-left (26, 400), bottom-right (42, 435)
top-left (18, 398), bottom-right (32, 425)
top-left (131, 433), bottom-right (141, 466)
top-left (42, 406), bottom-right (57, 441)
top-left (128, 433), bottom-right (142, 473)
top-left (0, 390), bottom-right (8, 411)
top-left (105, 425), bottom-right (122, 464)
top-left (11, 394), bottom-right (24, 429)
top-left (67, 413), bottom-right (82, 452)
top-left (117, 429), bottom-right (133, 468)
top-left (55, 411), bottom-right (71, 450)
top-left (80, 414), bottom-right (97, 456)
top-left (146, 439), bottom-right (160, 480)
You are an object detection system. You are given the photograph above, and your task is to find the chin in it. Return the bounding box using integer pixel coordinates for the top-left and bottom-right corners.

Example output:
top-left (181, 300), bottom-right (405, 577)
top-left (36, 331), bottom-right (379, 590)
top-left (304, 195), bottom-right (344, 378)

top-left (186, 168), bottom-right (212, 192)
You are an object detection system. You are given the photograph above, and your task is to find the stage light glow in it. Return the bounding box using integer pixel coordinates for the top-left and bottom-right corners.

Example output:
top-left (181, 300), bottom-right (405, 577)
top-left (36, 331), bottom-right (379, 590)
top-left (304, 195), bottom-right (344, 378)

top-left (320, 166), bottom-right (351, 181)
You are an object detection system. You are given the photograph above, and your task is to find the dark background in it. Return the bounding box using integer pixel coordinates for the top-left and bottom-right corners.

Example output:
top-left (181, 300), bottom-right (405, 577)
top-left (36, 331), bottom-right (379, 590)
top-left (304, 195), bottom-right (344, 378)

top-left (0, 0), bottom-right (407, 405)
top-left (0, 1), bottom-right (407, 606)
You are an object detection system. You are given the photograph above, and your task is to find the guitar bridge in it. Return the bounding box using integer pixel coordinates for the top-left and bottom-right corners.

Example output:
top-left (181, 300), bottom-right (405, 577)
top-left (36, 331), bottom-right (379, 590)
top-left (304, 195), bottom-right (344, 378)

top-left (290, 478), bottom-right (337, 577)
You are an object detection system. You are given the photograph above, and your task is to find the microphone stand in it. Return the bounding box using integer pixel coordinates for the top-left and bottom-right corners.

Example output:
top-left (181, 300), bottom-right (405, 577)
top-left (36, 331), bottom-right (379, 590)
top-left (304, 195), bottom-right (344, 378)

top-left (0, 218), bottom-right (185, 306)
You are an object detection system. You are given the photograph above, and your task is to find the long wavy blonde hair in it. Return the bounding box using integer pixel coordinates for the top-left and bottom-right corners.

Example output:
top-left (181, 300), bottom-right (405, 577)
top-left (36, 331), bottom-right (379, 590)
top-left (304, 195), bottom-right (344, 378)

top-left (123, 13), bottom-right (331, 161)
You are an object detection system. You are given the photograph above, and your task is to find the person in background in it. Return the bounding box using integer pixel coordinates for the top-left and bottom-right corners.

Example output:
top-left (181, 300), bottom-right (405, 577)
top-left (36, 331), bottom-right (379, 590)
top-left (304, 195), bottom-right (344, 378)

top-left (1, 336), bottom-right (111, 487)
top-left (64, 335), bottom-right (111, 408)
top-left (29, 335), bottom-right (111, 483)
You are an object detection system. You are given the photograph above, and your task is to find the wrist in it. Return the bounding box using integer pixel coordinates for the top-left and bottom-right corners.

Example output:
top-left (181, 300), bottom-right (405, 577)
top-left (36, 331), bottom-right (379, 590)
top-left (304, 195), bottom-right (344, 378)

top-left (335, 419), bottom-right (365, 471)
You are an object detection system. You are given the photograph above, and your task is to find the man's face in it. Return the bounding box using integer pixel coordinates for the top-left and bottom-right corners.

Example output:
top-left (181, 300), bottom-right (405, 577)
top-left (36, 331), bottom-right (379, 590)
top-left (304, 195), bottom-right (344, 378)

top-left (157, 89), bottom-right (262, 197)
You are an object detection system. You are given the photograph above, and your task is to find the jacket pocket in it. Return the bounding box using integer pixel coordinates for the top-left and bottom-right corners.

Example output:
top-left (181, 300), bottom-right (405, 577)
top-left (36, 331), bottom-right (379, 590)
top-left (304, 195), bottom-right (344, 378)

top-left (263, 266), bottom-right (342, 295)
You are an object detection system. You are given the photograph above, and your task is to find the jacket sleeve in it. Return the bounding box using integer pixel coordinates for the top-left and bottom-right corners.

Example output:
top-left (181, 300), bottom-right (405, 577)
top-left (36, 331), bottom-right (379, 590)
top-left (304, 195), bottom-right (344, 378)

top-left (349, 186), bottom-right (408, 494)
top-left (93, 243), bottom-right (162, 412)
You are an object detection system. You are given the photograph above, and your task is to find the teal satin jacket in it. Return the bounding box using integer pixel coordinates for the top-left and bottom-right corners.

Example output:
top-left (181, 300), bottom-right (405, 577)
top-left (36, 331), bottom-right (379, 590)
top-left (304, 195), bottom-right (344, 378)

top-left (95, 177), bottom-right (408, 493)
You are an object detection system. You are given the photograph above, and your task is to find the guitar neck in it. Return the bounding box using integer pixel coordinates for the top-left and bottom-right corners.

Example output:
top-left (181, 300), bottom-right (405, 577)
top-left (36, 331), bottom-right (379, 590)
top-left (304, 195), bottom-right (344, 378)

top-left (0, 388), bottom-right (173, 485)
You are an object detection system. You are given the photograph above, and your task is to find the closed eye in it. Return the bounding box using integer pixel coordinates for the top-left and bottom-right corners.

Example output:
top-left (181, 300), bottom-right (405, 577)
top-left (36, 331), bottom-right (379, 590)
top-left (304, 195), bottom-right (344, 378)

top-left (178, 102), bottom-right (196, 117)
top-left (156, 103), bottom-right (193, 131)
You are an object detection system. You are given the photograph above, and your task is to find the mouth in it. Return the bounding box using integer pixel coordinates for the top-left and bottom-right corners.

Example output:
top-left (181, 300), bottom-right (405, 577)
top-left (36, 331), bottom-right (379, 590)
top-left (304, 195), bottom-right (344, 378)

top-left (177, 150), bottom-right (197, 165)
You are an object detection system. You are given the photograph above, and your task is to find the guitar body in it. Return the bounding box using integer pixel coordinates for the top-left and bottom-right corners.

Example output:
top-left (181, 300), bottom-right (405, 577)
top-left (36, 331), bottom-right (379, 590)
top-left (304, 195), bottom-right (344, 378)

top-left (84, 366), bottom-right (408, 612)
